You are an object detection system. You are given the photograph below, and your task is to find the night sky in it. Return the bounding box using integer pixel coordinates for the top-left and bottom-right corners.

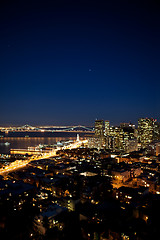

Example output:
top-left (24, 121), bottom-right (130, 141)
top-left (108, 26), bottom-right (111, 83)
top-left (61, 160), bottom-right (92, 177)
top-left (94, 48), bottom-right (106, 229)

top-left (0, 0), bottom-right (160, 126)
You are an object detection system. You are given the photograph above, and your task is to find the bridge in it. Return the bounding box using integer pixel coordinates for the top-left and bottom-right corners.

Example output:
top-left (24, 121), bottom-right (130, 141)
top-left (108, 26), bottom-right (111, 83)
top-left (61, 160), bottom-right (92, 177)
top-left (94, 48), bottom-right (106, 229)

top-left (0, 124), bottom-right (94, 133)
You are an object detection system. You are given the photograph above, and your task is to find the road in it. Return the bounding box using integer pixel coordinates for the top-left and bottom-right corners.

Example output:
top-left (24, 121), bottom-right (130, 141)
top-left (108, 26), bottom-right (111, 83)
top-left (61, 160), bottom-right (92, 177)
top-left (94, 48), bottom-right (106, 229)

top-left (0, 139), bottom-right (87, 175)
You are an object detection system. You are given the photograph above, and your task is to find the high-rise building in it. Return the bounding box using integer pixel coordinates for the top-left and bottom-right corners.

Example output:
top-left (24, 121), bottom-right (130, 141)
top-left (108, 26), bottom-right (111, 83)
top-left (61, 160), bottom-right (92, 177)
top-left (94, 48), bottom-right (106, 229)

top-left (125, 139), bottom-right (138, 153)
top-left (138, 118), bottom-right (155, 148)
top-left (109, 126), bottom-right (121, 151)
top-left (95, 120), bottom-right (104, 138)
top-left (153, 121), bottom-right (160, 141)
top-left (108, 125), bottom-right (136, 152)
top-left (104, 120), bottom-right (110, 136)
top-left (94, 120), bottom-right (105, 149)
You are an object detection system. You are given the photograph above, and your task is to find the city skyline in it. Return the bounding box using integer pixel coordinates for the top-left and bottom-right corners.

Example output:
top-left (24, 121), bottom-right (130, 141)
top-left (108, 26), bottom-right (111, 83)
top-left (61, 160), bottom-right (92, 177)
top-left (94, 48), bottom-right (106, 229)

top-left (0, 1), bottom-right (160, 125)
top-left (0, 116), bottom-right (159, 130)
top-left (0, 116), bottom-right (158, 127)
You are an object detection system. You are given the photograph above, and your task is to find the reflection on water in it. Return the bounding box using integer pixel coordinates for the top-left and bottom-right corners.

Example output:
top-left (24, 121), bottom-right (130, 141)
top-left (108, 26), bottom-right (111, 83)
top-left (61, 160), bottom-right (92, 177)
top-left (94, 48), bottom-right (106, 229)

top-left (0, 137), bottom-right (76, 154)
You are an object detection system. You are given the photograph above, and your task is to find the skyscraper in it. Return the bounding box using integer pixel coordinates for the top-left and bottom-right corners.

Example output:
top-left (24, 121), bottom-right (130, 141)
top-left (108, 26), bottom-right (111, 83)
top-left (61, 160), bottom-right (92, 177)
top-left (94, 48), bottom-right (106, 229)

top-left (104, 120), bottom-right (110, 136)
top-left (94, 120), bottom-right (105, 149)
top-left (153, 121), bottom-right (160, 141)
top-left (95, 120), bottom-right (104, 138)
top-left (138, 118), bottom-right (155, 148)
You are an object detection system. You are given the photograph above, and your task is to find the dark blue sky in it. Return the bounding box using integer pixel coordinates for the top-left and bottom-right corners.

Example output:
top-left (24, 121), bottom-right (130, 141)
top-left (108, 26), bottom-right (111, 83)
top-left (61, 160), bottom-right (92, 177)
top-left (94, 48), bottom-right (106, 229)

top-left (0, 0), bottom-right (160, 126)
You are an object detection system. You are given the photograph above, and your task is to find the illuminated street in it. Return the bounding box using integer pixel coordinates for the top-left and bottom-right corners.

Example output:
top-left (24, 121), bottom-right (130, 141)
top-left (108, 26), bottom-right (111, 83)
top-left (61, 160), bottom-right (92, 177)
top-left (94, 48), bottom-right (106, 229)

top-left (0, 139), bottom-right (88, 175)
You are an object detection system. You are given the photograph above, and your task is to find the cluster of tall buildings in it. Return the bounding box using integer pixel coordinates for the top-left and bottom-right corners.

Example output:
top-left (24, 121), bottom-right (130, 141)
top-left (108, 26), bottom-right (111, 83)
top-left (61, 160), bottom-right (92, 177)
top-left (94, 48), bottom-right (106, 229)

top-left (138, 118), bottom-right (159, 147)
top-left (88, 118), bottom-right (160, 153)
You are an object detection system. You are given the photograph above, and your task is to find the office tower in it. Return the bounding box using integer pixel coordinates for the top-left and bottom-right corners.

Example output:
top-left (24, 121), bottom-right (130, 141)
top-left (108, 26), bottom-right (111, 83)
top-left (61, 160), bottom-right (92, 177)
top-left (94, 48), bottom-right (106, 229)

top-left (153, 121), bottom-right (160, 141)
top-left (95, 120), bottom-right (104, 138)
top-left (104, 120), bottom-right (110, 136)
top-left (120, 123), bottom-right (135, 139)
top-left (125, 139), bottom-right (138, 153)
top-left (109, 126), bottom-right (121, 151)
top-left (94, 120), bottom-right (105, 149)
top-left (138, 118), bottom-right (155, 148)
top-left (109, 125), bottom-right (136, 152)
